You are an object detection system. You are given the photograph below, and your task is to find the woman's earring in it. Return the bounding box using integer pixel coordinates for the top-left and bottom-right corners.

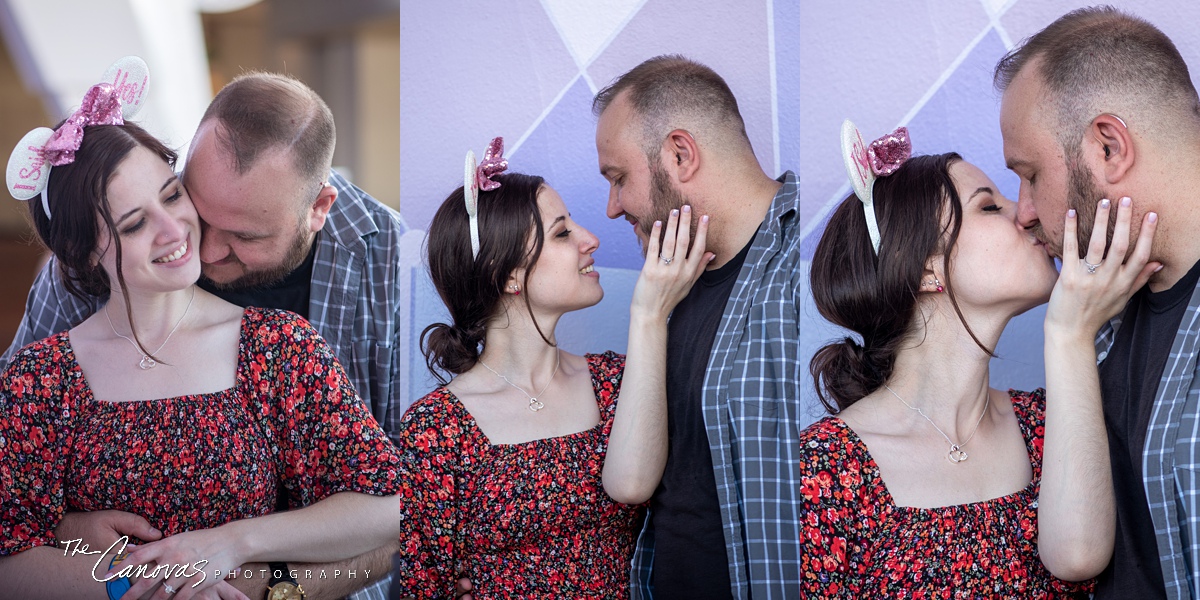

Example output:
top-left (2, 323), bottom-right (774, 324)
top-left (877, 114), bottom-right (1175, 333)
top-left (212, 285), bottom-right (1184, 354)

top-left (509, 284), bottom-right (521, 296)
top-left (924, 277), bottom-right (943, 293)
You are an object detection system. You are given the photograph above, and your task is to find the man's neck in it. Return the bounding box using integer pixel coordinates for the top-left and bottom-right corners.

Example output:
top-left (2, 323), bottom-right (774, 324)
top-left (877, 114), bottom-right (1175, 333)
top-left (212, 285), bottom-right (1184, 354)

top-left (701, 171), bottom-right (782, 269)
top-left (1144, 170), bottom-right (1200, 291)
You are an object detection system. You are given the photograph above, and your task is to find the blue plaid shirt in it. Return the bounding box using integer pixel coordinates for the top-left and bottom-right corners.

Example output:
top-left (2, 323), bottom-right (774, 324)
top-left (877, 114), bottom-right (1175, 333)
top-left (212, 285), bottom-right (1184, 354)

top-left (1098, 279), bottom-right (1200, 600)
top-left (631, 171), bottom-right (803, 599)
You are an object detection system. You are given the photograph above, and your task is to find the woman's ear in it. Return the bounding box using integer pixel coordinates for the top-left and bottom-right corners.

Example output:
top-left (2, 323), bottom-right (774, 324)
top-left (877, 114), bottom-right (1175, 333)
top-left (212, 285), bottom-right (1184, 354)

top-left (505, 269), bottom-right (524, 296)
top-left (919, 257), bottom-right (945, 294)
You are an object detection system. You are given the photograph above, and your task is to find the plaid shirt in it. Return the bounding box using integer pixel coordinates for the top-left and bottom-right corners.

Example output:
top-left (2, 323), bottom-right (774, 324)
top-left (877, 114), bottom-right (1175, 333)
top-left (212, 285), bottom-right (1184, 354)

top-left (0, 171), bottom-right (405, 600)
top-left (631, 171), bottom-right (803, 599)
top-left (1097, 282), bottom-right (1200, 600)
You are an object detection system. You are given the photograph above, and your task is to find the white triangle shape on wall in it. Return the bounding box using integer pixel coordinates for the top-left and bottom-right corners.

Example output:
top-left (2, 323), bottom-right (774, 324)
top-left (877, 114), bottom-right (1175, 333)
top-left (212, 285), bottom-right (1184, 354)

top-left (541, 0), bottom-right (644, 66)
top-left (980, 0), bottom-right (1013, 18)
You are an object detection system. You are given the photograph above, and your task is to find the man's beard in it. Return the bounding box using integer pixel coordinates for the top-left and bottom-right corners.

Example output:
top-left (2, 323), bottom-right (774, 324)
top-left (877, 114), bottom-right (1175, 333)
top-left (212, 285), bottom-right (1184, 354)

top-left (640, 157), bottom-right (693, 256)
top-left (202, 227), bottom-right (312, 291)
top-left (1031, 154), bottom-right (1113, 260)
top-left (1065, 156), bottom-right (1114, 259)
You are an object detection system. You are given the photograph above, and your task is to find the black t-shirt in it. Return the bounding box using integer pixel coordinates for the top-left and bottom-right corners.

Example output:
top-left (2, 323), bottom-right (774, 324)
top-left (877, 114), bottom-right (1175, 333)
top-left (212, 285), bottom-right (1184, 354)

top-left (649, 235), bottom-right (754, 599)
top-left (1095, 258), bottom-right (1200, 599)
top-left (198, 242), bottom-right (317, 319)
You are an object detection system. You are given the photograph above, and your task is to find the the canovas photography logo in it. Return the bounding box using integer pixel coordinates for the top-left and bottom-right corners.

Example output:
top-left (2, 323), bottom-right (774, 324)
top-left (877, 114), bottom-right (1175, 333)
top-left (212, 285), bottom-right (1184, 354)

top-left (62, 537), bottom-right (209, 588)
top-left (60, 536), bottom-right (376, 588)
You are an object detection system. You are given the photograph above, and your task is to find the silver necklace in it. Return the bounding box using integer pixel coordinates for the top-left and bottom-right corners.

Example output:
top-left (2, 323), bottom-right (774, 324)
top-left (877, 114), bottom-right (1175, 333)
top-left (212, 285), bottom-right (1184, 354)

top-left (884, 384), bottom-right (988, 464)
top-left (104, 286), bottom-right (196, 370)
top-left (478, 349), bottom-right (560, 412)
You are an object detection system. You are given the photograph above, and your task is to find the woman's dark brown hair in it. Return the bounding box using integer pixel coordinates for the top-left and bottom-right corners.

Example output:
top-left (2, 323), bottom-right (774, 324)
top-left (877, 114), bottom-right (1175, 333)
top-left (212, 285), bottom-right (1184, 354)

top-left (420, 172), bottom-right (552, 382)
top-left (809, 152), bottom-right (993, 413)
top-left (27, 122), bottom-right (178, 359)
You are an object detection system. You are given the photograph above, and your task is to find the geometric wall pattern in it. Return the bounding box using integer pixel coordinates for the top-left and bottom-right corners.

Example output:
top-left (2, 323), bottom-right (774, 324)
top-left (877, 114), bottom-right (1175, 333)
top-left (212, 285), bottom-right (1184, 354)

top-left (399, 0), bottom-right (1200, 412)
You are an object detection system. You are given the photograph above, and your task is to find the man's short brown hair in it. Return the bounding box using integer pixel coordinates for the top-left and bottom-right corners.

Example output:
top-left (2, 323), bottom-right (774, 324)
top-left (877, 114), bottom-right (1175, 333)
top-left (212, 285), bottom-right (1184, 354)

top-left (593, 55), bottom-right (749, 161)
top-left (201, 72), bottom-right (336, 186)
top-left (994, 6), bottom-right (1200, 150)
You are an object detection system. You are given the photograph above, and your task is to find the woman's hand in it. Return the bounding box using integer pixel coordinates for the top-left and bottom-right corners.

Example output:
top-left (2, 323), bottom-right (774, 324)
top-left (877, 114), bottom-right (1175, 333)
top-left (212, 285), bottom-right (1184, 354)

top-left (1045, 196), bottom-right (1160, 340)
top-left (115, 526), bottom-right (246, 600)
top-left (630, 205), bottom-right (714, 320)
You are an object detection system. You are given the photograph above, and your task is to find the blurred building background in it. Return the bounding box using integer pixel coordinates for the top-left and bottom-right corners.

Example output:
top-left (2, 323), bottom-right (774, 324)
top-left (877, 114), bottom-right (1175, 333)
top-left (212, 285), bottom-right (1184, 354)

top-left (0, 0), bottom-right (398, 346)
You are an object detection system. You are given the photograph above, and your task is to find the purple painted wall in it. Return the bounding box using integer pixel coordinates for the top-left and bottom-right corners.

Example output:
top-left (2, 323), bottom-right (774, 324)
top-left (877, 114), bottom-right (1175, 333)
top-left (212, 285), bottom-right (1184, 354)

top-left (399, 1), bottom-right (1200, 415)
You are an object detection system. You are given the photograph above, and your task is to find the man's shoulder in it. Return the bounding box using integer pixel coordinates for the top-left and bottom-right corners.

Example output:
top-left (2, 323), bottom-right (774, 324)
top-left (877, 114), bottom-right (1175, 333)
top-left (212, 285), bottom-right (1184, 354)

top-left (324, 171), bottom-right (406, 245)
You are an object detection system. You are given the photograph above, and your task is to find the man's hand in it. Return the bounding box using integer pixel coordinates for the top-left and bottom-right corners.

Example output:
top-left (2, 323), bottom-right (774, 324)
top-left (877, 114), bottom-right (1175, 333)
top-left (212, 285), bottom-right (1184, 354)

top-left (55, 510), bottom-right (163, 547)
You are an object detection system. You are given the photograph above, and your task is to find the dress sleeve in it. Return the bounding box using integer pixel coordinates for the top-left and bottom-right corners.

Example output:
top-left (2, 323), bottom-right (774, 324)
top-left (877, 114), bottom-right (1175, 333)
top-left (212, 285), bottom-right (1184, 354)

top-left (244, 309), bottom-right (401, 507)
top-left (393, 395), bottom-right (461, 600)
top-left (798, 420), bottom-right (864, 598)
top-left (0, 340), bottom-right (73, 555)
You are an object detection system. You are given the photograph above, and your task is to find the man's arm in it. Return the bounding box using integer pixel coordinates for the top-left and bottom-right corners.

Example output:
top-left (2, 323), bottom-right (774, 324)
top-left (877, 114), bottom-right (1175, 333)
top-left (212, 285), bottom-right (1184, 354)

top-left (230, 542), bottom-right (398, 600)
top-left (1, 255), bottom-right (98, 369)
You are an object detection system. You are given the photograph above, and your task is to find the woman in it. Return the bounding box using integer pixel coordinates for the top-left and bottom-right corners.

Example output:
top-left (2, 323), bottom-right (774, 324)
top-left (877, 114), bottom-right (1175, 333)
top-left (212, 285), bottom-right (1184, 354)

top-left (0, 75), bottom-right (401, 599)
top-left (799, 123), bottom-right (1157, 596)
top-left (393, 138), bottom-right (710, 598)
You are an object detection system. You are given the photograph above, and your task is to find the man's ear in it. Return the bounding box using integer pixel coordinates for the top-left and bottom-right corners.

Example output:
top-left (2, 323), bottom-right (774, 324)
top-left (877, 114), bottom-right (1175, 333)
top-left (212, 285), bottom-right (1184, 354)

top-left (663, 129), bottom-right (700, 183)
top-left (306, 182), bottom-right (338, 233)
top-left (1092, 114), bottom-right (1134, 184)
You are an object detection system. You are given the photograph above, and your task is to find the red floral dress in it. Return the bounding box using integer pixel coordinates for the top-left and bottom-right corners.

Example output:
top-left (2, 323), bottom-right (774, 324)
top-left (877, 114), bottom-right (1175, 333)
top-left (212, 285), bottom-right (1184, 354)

top-left (394, 351), bottom-right (643, 599)
top-left (0, 307), bottom-right (401, 555)
top-left (798, 389), bottom-right (1093, 598)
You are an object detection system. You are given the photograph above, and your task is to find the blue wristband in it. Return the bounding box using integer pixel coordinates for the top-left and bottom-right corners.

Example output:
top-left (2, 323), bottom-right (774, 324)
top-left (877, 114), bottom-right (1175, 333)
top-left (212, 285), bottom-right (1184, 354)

top-left (105, 548), bottom-right (132, 600)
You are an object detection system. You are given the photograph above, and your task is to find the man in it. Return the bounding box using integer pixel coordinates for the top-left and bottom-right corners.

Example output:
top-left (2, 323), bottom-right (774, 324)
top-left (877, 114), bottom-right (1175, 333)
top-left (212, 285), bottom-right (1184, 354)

top-left (3, 73), bottom-right (402, 599)
top-left (594, 55), bottom-right (803, 599)
top-left (996, 7), bottom-right (1200, 598)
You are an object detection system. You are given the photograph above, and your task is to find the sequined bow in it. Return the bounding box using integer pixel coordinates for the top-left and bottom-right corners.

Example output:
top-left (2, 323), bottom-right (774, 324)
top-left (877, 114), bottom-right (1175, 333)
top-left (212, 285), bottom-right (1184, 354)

top-left (43, 84), bottom-right (126, 166)
top-left (464, 136), bottom-right (510, 261)
top-left (475, 137), bottom-right (508, 192)
top-left (866, 126), bottom-right (911, 176)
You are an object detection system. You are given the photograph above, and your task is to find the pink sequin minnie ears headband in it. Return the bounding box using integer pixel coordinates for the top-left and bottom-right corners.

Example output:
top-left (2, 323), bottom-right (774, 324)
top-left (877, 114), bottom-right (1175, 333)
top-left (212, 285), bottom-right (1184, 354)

top-left (840, 119), bottom-right (912, 254)
top-left (463, 136), bottom-right (509, 260)
top-left (5, 56), bottom-right (150, 219)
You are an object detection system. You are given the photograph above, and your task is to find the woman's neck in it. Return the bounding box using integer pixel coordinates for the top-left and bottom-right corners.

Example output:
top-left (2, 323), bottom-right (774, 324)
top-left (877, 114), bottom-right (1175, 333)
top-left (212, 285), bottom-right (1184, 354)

top-left (104, 284), bottom-right (198, 339)
top-left (475, 308), bottom-right (562, 386)
top-left (882, 307), bottom-right (1006, 432)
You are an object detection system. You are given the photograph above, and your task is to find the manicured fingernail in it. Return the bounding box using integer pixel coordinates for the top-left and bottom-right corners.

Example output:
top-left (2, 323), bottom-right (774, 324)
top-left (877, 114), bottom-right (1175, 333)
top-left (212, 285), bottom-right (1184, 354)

top-left (1148, 212), bottom-right (1158, 223)
top-left (671, 209), bottom-right (679, 217)
top-left (708, 254), bottom-right (716, 262)
top-left (1068, 209), bottom-right (1076, 218)
top-left (1121, 196), bottom-right (1131, 207)
top-left (1100, 198), bottom-right (1110, 209)
top-left (654, 220), bottom-right (662, 228)
top-left (701, 215), bottom-right (709, 223)
top-left (1155, 265), bottom-right (1164, 272)
top-left (682, 205), bottom-right (691, 213)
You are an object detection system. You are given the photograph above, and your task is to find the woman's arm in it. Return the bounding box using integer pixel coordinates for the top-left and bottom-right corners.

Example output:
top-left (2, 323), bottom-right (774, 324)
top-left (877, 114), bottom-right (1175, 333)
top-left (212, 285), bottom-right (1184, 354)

top-left (115, 491), bottom-right (397, 599)
top-left (1038, 197), bottom-right (1159, 580)
top-left (0, 545), bottom-right (249, 600)
top-left (603, 206), bottom-right (713, 504)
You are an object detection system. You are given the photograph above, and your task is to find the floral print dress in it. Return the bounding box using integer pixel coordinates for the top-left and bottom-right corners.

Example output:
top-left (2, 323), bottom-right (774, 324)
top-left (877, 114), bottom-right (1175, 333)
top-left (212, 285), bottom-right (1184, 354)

top-left (0, 308), bottom-right (401, 555)
top-left (798, 389), bottom-right (1093, 598)
top-left (394, 351), bottom-right (644, 599)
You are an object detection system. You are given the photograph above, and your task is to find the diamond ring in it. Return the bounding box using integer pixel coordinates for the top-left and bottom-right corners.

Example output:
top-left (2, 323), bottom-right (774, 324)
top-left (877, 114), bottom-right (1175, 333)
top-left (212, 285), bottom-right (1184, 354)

top-left (1083, 259), bottom-right (1102, 274)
